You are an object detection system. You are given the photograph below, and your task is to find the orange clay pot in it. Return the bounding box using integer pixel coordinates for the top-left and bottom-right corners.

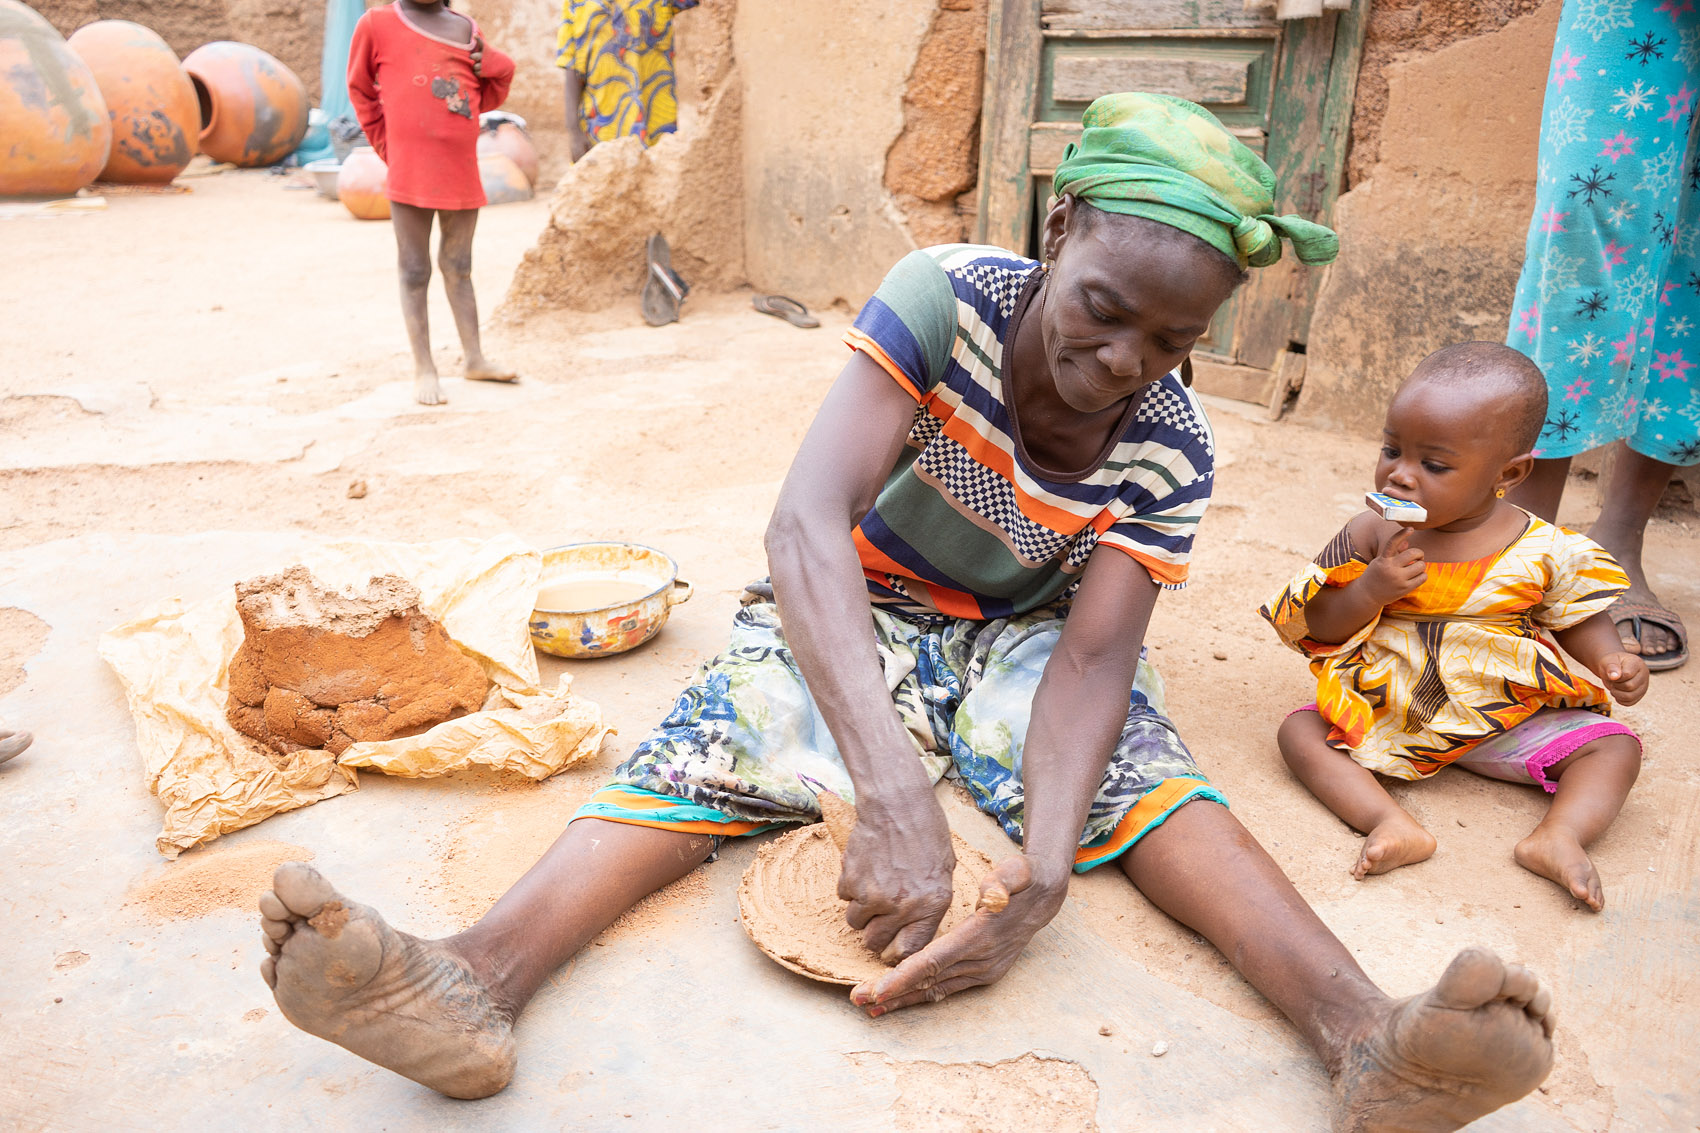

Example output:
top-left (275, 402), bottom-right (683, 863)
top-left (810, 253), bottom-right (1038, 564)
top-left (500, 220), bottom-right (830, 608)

top-left (338, 146), bottom-right (390, 220)
top-left (477, 121), bottom-right (538, 188)
top-left (182, 41), bottom-right (308, 167)
top-left (479, 152), bottom-right (532, 206)
top-left (67, 20), bottom-right (199, 184)
top-left (0, 1), bottom-right (110, 198)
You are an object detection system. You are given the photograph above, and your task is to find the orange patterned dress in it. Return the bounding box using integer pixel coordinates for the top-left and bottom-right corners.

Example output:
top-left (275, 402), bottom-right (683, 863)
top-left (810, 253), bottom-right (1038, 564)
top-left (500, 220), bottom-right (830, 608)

top-left (1259, 512), bottom-right (1629, 780)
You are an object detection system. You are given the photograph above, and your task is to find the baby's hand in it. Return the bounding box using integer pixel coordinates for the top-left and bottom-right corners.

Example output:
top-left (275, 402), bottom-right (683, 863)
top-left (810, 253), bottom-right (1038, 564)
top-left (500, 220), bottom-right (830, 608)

top-left (1599, 651), bottom-right (1649, 705)
top-left (1357, 524), bottom-right (1426, 606)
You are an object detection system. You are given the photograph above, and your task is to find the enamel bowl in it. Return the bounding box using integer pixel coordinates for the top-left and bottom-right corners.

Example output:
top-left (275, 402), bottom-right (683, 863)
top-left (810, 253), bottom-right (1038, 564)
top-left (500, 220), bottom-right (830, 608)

top-left (529, 541), bottom-right (693, 658)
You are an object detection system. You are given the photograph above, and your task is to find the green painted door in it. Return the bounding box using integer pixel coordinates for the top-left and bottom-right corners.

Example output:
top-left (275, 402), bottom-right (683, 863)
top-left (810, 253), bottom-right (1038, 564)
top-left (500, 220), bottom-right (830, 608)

top-left (975, 0), bottom-right (1366, 398)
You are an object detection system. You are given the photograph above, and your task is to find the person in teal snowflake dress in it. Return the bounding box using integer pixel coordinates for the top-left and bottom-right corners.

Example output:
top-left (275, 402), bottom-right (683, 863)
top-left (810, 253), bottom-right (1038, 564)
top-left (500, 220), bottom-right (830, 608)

top-left (1509, 0), bottom-right (1699, 669)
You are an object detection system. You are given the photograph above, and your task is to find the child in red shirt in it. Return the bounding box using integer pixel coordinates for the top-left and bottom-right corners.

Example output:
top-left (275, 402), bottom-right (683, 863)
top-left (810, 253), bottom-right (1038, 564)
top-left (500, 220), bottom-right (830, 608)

top-left (349, 1), bottom-right (518, 405)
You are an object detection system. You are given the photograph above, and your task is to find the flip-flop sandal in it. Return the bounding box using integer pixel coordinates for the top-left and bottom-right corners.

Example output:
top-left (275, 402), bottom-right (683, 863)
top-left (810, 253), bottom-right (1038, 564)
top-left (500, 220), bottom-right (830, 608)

top-left (642, 233), bottom-right (690, 326)
top-left (752, 293), bottom-right (819, 329)
top-left (1609, 598), bottom-right (1689, 671)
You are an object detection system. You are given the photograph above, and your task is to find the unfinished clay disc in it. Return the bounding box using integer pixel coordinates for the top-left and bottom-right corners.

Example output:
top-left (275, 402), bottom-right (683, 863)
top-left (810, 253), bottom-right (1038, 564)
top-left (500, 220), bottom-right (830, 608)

top-left (737, 823), bottom-right (993, 986)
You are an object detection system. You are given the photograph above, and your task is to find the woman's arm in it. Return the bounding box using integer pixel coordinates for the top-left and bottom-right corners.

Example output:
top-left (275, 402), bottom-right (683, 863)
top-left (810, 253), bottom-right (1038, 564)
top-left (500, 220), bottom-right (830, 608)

top-left (766, 352), bottom-right (958, 962)
top-left (851, 545), bottom-right (1162, 1014)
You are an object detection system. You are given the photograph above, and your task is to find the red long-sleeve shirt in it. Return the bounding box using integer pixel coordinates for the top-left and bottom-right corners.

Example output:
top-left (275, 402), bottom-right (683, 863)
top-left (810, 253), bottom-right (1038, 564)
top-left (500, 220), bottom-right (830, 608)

top-left (347, 3), bottom-right (514, 210)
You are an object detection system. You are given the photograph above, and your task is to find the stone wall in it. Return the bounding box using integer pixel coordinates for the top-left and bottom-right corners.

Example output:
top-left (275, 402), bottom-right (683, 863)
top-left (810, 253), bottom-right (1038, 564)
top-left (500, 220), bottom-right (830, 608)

top-left (1297, 1), bottom-right (1558, 437)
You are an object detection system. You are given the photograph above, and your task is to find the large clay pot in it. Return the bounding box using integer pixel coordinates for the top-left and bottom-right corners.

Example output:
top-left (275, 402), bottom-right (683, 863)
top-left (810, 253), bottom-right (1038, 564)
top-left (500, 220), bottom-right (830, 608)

top-left (182, 41), bottom-right (308, 167)
top-left (479, 152), bottom-right (532, 206)
top-left (338, 146), bottom-right (389, 220)
top-left (477, 121), bottom-right (538, 188)
top-left (67, 20), bottom-right (198, 184)
top-left (0, 1), bottom-right (110, 197)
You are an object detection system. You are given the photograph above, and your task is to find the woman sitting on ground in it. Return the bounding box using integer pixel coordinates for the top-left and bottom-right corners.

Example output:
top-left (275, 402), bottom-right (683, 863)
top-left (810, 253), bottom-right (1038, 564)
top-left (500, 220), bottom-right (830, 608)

top-left (256, 94), bottom-right (1557, 1130)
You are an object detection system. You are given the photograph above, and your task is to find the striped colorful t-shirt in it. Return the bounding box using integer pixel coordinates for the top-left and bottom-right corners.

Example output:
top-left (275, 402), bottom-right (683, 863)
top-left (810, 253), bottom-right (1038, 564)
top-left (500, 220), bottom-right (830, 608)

top-left (843, 244), bottom-right (1217, 620)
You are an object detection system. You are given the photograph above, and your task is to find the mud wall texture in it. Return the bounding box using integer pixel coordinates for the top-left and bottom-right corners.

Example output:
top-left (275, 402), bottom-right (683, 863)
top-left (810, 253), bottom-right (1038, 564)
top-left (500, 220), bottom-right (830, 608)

top-left (34, 0), bottom-right (327, 102)
top-left (503, 0), bottom-right (985, 316)
top-left (1298, 0), bottom-right (1559, 437)
top-left (459, 0), bottom-right (570, 184)
top-left (734, 0), bottom-right (935, 309)
top-left (499, 0), bottom-right (743, 317)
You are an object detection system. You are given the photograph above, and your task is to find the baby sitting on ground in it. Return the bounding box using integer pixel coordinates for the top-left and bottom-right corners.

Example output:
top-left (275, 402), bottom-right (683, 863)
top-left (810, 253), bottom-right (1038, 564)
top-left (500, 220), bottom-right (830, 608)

top-left (1259, 342), bottom-right (1648, 911)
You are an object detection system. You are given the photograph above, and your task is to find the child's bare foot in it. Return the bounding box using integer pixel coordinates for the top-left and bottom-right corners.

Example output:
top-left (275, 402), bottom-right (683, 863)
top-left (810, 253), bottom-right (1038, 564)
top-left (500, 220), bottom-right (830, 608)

top-left (260, 862), bottom-right (515, 1098)
top-left (1353, 812), bottom-right (1436, 879)
top-left (0, 721), bottom-right (31, 766)
top-left (1514, 825), bottom-right (1604, 911)
top-left (464, 360), bottom-right (518, 383)
top-left (1334, 948), bottom-right (1554, 1131)
top-left (414, 372), bottom-right (446, 405)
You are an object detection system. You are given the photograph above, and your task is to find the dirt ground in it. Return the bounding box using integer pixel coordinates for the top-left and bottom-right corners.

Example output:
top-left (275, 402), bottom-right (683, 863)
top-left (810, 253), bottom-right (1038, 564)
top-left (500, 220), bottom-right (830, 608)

top-left (2, 173), bottom-right (1697, 1131)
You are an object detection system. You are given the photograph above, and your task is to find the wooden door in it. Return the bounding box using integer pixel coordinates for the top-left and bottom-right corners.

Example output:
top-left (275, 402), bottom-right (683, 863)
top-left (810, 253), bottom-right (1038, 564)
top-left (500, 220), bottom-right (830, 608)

top-left (974, 0), bottom-right (1366, 409)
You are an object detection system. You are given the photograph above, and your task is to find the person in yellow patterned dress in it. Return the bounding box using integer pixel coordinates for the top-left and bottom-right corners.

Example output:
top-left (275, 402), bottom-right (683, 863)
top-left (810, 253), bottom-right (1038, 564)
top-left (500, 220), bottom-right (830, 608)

top-left (556, 0), bottom-right (697, 161)
top-left (1261, 343), bottom-right (1649, 912)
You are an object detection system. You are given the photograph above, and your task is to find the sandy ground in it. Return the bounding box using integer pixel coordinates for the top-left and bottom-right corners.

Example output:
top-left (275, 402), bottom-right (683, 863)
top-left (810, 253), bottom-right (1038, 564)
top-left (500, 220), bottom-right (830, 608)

top-left (2, 172), bottom-right (1697, 1131)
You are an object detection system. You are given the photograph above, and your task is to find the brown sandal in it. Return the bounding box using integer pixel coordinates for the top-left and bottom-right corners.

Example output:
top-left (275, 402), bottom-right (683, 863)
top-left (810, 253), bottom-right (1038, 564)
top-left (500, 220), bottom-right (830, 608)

top-left (1609, 598), bottom-right (1689, 671)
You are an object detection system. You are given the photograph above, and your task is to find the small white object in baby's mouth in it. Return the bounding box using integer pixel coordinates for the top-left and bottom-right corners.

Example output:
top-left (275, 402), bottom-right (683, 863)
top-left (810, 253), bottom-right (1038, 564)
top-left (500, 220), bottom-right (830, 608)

top-left (1365, 491), bottom-right (1427, 525)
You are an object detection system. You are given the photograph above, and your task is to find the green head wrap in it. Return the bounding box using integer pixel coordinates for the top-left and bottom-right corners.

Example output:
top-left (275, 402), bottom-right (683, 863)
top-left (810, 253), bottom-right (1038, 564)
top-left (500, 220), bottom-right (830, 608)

top-left (1052, 93), bottom-right (1338, 269)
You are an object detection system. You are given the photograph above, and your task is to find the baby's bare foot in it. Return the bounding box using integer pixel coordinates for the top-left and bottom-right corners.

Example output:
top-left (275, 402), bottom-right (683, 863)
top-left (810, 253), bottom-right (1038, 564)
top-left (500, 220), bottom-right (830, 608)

top-left (260, 862), bottom-right (514, 1098)
top-left (1334, 948), bottom-right (1554, 1132)
top-left (414, 372), bottom-right (446, 405)
top-left (465, 360), bottom-right (518, 383)
top-left (1514, 825), bottom-right (1604, 911)
top-left (1354, 813), bottom-right (1436, 880)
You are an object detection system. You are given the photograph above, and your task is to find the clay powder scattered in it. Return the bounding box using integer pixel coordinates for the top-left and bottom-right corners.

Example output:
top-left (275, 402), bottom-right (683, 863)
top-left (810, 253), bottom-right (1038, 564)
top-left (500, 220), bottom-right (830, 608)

top-left (128, 840), bottom-right (313, 920)
top-left (738, 824), bottom-right (992, 985)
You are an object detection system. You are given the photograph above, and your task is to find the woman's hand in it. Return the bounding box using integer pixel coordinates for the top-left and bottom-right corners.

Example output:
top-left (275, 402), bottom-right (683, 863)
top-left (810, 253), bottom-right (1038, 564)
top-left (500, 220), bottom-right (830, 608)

top-left (838, 786), bottom-right (956, 961)
top-left (1357, 525), bottom-right (1427, 606)
top-left (1597, 650), bottom-right (1649, 704)
top-left (849, 855), bottom-right (1063, 1014)
top-left (470, 35), bottom-right (484, 76)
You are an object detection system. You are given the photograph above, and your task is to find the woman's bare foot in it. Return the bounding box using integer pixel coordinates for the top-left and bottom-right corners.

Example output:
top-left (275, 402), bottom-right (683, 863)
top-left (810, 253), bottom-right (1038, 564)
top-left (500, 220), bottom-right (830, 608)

top-left (414, 372), bottom-right (446, 406)
top-left (1334, 948), bottom-right (1554, 1132)
top-left (1514, 825), bottom-right (1604, 911)
top-left (464, 360), bottom-right (518, 383)
top-left (260, 862), bottom-right (515, 1098)
top-left (1353, 812), bottom-right (1437, 879)
top-left (0, 722), bottom-right (31, 766)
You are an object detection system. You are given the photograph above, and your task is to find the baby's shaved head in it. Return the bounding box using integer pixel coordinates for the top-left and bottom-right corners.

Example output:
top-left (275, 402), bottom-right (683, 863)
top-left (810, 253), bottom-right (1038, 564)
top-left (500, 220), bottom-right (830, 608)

top-left (1399, 342), bottom-right (1548, 454)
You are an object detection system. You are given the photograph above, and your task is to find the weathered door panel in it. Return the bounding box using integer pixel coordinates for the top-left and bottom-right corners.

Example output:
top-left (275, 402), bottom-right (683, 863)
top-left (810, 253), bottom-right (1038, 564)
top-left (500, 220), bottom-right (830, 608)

top-left (976, 0), bottom-right (1365, 403)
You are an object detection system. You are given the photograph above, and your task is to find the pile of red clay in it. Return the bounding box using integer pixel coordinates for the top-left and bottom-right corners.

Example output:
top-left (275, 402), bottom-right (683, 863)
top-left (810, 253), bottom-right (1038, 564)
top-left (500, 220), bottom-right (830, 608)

top-left (225, 565), bottom-right (489, 757)
top-left (738, 790), bottom-right (992, 985)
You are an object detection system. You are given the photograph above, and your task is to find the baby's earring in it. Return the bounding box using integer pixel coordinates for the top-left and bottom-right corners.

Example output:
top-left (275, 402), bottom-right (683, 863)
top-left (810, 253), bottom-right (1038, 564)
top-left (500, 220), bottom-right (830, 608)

top-left (1496, 487), bottom-right (1506, 498)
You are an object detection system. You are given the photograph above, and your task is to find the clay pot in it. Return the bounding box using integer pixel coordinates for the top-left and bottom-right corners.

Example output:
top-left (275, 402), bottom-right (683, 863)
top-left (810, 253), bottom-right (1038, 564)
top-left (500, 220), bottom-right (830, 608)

top-left (182, 41), bottom-right (308, 167)
top-left (67, 20), bottom-right (199, 184)
top-left (477, 121), bottom-right (539, 188)
top-left (0, 1), bottom-right (111, 198)
top-left (338, 146), bottom-right (390, 220)
top-left (479, 152), bottom-right (533, 206)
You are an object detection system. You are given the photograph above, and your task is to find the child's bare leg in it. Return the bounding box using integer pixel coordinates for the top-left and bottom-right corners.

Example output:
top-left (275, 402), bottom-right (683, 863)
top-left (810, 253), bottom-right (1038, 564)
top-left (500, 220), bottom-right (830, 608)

top-left (437, 207), bottom-right (515, 382)
top-left (391, 202), bottom-right (443, 405)
top-left (258, 819), bottom-right (713, 1097)
top-left (1513, 734), bottom-right (1640, 911)
top-left (1278, 710), bottom-right (1436, 879)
